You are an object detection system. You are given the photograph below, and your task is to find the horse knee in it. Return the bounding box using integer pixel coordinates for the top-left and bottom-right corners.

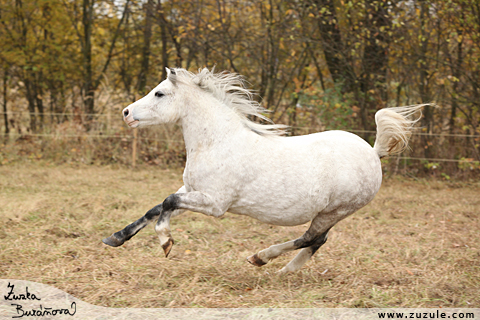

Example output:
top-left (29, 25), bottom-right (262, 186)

top-left (163, 194), bottom-right (180, 212)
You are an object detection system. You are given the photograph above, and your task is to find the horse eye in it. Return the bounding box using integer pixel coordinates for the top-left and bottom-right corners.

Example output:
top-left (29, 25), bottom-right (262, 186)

top-left (155, 91), bottom-right (164, 98)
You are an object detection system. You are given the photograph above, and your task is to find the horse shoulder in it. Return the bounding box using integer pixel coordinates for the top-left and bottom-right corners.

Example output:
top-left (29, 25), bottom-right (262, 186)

top-left (182, 133), bottom-right (261, 198)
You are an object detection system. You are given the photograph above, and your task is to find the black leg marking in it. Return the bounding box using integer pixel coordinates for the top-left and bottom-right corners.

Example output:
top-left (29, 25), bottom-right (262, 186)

top-left (102, 204), bottom-right (163, 247)
top-left (310, 228), bottom-right (330, 256)
top-left (293, 227), bottom-right (331, 251)
top-left (280, 228), bottom-right (331, 272)
top-left (162, 194), bottom-right (179, 212)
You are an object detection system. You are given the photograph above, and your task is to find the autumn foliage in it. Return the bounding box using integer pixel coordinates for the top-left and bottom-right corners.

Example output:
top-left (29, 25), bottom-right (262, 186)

top-left (1, 0), bottom-right (479, 177)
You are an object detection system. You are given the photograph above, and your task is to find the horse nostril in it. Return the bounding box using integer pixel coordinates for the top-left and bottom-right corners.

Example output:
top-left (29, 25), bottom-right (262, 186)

top-left (123, 109), bottom-right (129, 117)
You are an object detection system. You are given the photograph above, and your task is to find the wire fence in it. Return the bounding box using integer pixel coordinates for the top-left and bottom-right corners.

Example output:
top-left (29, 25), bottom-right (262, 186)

top-left (1, 111), bottom-right (479, 167)
top-left (2, 111), bottom-right (480, 137)
top-left (0, 132), bottom-right (476, 164)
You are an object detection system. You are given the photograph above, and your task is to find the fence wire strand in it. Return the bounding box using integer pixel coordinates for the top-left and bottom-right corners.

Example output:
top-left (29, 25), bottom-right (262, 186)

top-left (1, 111), bottom-right (480, 138)
top-left (1, 111), bottom-right (479, 165)
top-left (1, 134), bottom-right (475, 164)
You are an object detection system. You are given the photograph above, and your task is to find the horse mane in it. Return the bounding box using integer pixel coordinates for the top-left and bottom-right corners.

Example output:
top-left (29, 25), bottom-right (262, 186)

top-left (172, 68), bottom-right (287, 136)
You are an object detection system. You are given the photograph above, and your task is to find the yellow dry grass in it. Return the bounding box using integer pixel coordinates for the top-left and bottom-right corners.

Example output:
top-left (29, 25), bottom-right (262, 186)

top-left (0, 164), bottom-right (479, 308)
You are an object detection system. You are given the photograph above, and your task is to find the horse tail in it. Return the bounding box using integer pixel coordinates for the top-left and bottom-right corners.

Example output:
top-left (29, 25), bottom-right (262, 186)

top-left (373, 104), bottom-right (426, 158)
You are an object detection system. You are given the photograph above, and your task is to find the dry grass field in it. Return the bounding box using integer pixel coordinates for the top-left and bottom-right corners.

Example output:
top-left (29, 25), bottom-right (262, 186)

top-left (0, 164), bottom-right (479, 308)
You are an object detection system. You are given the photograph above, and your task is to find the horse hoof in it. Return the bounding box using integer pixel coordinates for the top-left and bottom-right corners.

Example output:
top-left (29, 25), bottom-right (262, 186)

top-left (162, 237), bottom-right (174, 257)
top-left (102, 234), bottom-right (124, 247)
top-left (247, 253), bottom-right (267, 267)
top-left (276, 267), bottom-right (289, 274)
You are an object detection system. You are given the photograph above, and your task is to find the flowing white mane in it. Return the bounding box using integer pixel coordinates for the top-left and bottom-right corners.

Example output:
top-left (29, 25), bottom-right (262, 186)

top-left (171, 68), bottom-right (287, 136)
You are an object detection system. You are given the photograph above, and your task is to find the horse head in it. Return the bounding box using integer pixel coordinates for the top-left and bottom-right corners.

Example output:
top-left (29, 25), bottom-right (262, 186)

top-left (122, 68), bottom-right (182, 128)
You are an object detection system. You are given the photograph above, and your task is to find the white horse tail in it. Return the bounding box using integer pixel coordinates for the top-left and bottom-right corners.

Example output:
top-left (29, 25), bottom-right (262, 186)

top-left (373, 104), bottom-right (426, 158)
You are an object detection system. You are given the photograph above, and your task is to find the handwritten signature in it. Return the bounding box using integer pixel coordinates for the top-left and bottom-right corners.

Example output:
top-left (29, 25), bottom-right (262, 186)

top-left (4, 283), bottom-right (40, 301)
top-left (4, 282), bottom-right (76, 318)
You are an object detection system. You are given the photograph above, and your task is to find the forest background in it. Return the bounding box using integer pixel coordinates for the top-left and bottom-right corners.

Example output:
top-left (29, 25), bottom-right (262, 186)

top-left (1, 0), bottom-right (479, 179)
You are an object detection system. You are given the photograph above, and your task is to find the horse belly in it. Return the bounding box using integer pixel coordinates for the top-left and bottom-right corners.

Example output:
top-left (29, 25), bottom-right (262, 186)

top-left (228, 202), bottom-right (322, 226)
top-left (228, 177), bottom-right (332, 226)
top-left (228, 134), bottom-right (382, 226)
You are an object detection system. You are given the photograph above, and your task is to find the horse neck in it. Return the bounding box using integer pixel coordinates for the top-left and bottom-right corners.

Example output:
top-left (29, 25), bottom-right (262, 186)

top-left (180, 93), bottom-right (248, 153)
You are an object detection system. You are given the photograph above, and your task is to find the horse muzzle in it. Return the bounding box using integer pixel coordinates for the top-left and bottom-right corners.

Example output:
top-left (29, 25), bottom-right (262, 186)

top-left (122, 106), bottom-right (140, 128)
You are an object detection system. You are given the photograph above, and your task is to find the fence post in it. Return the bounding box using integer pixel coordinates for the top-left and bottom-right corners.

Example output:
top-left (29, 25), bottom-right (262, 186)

top-left (132, 128), bottom-right (137, 168)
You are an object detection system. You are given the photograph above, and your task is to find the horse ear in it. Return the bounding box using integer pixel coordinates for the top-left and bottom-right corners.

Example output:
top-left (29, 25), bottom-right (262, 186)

top-left (166, 68), bottom-right (177, 84)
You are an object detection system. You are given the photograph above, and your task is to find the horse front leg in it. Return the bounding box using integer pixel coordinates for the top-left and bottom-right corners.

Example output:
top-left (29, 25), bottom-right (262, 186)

top-left (152, 191), bottom-right (225, 257)
top-left (154, 207), bottom-right (186, 257)
top-left (102, 186), bottom-right (187, 249)
top-left (102, 203), bottom-right (163, 247)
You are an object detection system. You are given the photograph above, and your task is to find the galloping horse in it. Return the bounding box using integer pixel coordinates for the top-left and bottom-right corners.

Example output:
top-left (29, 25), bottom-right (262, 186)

top-left (103, 68), bottom-right (422, 273)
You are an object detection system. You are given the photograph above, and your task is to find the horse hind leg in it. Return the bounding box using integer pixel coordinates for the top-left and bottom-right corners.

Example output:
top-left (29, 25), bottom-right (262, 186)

top-left (277, 228), bottom-right (330, 273)
top-left (247, 212), bottom-right (336, 270)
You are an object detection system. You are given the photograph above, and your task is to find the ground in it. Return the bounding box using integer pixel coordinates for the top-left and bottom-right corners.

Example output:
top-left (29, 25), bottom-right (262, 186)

top-left (0, 164), bottom-right (479, 308)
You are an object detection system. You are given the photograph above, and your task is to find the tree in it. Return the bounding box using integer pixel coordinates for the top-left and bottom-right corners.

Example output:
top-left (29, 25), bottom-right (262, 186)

top-left (65, 0), bottom-right (130, 125)
top-left (2, 65), bottom-right (8, 136)
top-left (0, 0), bottom-right (75, 131)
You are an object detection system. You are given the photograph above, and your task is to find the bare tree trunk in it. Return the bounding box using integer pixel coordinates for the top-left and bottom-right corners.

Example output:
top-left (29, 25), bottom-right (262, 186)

top-left (80, 0), bottom-right (129, 127)
top-left (82, 0), bottom-right (94, 121)
top-left (311, 0), bottom-right (355, 92)
top-left (24, 76), bottom-right (37, 132)
top-left (157, 0), bottom-right (170, 79)
top-left (288, 69), bottom-right (308, 136)
top-left (359, 0), bottom-right (390, 142)
top-left (264, 0), bottom-right (278, 109)
top-left (137, 0), bottom-right (153, 94)
top-left (449, 31), bottom-right (463, 145)
top-left (419, 0), bottom-right (433, 159)
top-left (2, 67), bottom-right (8, 136)
top-left (157, 0), bottom-right (182, 68)
top-left (33, 73), bottom-right (44, 130)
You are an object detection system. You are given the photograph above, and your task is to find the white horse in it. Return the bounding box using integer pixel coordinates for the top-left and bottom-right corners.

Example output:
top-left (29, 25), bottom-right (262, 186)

top-left (103, 68), bottom-right (422, 273)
